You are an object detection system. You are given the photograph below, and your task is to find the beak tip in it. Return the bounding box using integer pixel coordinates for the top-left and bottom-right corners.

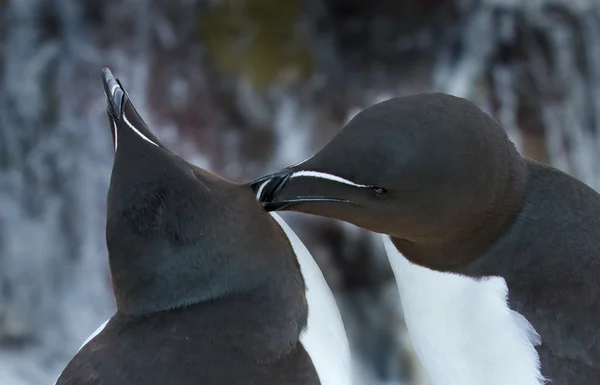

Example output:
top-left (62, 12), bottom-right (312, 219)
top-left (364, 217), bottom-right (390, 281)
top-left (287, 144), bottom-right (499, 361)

top-left (248, 170), bottom-right (293, 205)
top-left (101, 67), bottom-right (126, 120)
top-left (101, 67), bottom-right (113, 80)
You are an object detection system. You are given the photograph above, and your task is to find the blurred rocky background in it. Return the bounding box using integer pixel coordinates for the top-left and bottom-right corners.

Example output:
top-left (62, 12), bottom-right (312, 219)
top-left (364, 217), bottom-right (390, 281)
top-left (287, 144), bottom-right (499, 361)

top-left (1, 0), bottom-right (600, 384)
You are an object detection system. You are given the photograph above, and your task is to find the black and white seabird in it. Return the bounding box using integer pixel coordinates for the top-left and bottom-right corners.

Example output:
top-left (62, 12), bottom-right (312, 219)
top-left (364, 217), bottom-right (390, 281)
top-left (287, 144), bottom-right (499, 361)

top-left (251, 93), bottom-right (600, 385)
top-left (54, 68), bottom-right (351, 385)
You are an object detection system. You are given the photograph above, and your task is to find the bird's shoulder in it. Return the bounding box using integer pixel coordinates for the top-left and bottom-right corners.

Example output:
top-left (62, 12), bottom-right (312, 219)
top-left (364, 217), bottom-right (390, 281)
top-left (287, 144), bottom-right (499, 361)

top-left (56, 308), bottom-right (321, 385)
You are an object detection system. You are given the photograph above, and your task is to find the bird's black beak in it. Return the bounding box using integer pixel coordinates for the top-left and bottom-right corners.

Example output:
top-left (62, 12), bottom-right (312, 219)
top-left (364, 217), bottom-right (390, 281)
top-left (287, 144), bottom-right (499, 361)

top-left (249, 169), bottom-right (295, 211)
top-left (102, 67), bottom-right (127, 121)
top-left (247, 168), bottom-right (352, 212)
top-left (101, 67), bottom-right (164, 152)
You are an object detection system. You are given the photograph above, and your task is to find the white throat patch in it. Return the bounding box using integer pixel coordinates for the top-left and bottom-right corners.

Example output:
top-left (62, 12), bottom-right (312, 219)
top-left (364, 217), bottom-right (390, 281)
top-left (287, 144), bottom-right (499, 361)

top-left (382, 235), bottom-right (545, 385)
top-left (270, 213), bottom-right (352, 385)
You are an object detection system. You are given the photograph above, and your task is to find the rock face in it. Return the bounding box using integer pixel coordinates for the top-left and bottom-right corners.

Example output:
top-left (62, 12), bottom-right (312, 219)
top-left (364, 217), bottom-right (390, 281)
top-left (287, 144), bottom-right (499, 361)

top-left (1, 1), bottom-right (599, 384)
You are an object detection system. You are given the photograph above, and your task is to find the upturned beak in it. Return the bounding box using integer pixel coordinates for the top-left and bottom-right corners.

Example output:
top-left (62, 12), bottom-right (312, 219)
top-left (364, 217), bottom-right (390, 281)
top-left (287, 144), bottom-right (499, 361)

top-left (102, 67), bottom-right (127, 121)
top-left (101, 67), bottom-right (164, 152)
top-left (247, 168), bottom-right (352, 212)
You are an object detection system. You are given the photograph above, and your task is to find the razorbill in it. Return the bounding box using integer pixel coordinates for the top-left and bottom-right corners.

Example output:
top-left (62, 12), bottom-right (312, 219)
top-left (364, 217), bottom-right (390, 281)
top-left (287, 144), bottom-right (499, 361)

top-left (54, 68), bottom-right (351, 385)
top-left (250, 93), bottom-right (600, 385)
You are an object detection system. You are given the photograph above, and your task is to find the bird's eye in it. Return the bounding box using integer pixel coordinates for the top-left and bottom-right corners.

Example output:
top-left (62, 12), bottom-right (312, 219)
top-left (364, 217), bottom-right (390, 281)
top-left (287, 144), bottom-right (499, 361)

top-left (370, 186), bottom-right (388, 195)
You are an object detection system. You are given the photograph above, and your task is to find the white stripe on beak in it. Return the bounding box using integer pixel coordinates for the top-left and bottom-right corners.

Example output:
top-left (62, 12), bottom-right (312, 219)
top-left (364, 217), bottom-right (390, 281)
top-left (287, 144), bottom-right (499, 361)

top-left (289, 170), bottom-right (368, 188)
top-left (110, 83), bottom-right (119, 96)
top-left (255, 180), bottom-right (269, 201)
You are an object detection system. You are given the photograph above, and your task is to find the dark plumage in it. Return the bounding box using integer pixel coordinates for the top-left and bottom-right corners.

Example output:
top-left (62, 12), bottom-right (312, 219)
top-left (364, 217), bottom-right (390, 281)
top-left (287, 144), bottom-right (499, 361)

top-left (250, 93), bottom-right (600, 384)
top-left (457, 161), bottom-right (600, 383)
top-left (55, 68), bottom-right (319, 385)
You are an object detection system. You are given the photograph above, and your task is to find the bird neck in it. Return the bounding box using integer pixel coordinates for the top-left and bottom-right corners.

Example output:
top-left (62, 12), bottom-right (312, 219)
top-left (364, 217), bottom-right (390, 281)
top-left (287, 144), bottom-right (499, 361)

top-left (109, 261), bottom-right (254, 316)
top-left (392, 156), bottom-right (528, 272)
top-left (108, 245), bottom-right (298, 316)
top-left (111, 284), bottom-right (309, 362)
